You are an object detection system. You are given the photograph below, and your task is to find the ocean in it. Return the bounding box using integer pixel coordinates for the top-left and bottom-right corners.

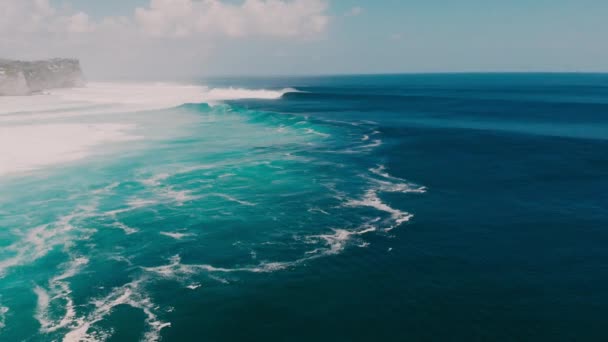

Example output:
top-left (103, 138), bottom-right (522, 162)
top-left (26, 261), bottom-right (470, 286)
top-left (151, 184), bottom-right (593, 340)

top-left (0, 74), bottom-right (607, 341)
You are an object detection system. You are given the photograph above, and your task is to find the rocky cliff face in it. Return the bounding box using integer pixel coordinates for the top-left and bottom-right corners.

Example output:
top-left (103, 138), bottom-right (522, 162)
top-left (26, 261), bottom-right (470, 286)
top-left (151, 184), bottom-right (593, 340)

top-left (0, 58), bottom-right (85, 96)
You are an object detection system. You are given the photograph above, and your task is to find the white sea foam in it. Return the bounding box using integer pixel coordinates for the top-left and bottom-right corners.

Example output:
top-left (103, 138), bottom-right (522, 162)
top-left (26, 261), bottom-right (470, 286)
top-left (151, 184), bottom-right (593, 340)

top-left (160, 231), bottom-right (195, 240)
top-left (0, 206), bottom-right (97, 278)
top-left (310, 226), bottom-right (377, 255)
top-left (107, 254), bottom-right (134, 266)
top-left (370, 165), bottom-right (427, 194)
top-left (0, 304), bottom-right (8, 330)
top-left (91, 182), bottom-right (120, 195)
top-left (142, 255), bottom-right (294, 283)
top-left (359, 139), bottom-right (383, 149)
top-left (0, 82), bottom-right (294, 178)
top-left (62, 278), bottom-right (170, 342)
top-left (204, 86), bottom-right (295, 103)
top-left (338, 165), bottom-right (427, 231)
top-left (142, 223), bottom-right (379, 285)
top-left (345, 189), bottom-right (413, 231)
top-left (303, 128), bottom-right (331, 138)
top-left (373, 179), bottom-right (427, 194)
top-left (127, 198), bottom-right (159, 209)
top-left (104, 189), bottom-right (195, 218)
top-left (0, 83), bottom-right (293, 119)
top-left (113, 221), bottom-right (139, 235)
top-left (186, 283), bottom-right (202, 290)
top-left (104, 198), bottom-right (159, 217)
top-left (162, 188), bottom-right (199, 205)
top-left (212, 193), bottom-right (256, 206)
top-left (370, 165), bottom-right (407, 181)
top-left (0, 123), bottom-right (139, 177)
top-left (35, 257), bottom-right (89, 333)
top-left (141, 173), bottom-right (171, 186)
top-left (142, 255), bottom-right (198, 280)
top-left (143, 224), bottom-right (379, 285)
top-left (134, 164), bottom-right (221, 190)
top-left (308, 207), bottom-right (330, 215)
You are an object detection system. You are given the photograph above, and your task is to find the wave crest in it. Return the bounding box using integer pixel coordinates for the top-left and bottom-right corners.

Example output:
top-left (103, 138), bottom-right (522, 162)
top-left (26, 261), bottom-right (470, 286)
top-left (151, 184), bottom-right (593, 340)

top-left (0, 82), bottom-right (295, 177)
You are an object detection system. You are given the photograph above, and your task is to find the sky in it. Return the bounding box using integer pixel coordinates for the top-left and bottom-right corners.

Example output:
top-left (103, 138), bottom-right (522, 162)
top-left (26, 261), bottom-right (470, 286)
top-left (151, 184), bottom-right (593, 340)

top-left (1, 0), bottom-right (608, 79)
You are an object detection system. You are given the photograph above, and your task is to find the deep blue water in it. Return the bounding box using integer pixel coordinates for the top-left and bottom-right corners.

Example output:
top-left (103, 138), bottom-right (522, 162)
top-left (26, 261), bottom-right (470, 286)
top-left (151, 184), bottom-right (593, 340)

top-left (205, 73), bottom-right (608, 341)
top-left (1, 74), bottom-right (607, 341)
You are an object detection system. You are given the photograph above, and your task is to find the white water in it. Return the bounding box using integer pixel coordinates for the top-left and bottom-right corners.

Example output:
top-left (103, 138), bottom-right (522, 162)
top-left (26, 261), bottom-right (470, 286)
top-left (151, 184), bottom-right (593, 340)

top-left (0, 304), bottom-right (7, 331)
top-left (0, 82), bottom-right (292, 178)
top-left (0, 123), bottom-right (138, 176)
top-left (0, 81), bottom-right (427, 341)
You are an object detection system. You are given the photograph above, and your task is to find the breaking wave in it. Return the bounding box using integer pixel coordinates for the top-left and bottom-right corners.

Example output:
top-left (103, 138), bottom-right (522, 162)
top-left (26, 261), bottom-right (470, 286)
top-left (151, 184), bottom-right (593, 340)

top-left (0, 81), bottom-right (425, 341)
top-left (0, 82), bottom-right (297, 178)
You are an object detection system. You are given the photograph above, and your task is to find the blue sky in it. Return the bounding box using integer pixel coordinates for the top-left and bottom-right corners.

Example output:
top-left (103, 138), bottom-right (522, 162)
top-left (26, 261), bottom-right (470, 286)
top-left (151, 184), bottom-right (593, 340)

top-left (9, 0), bottom-right (608, 77)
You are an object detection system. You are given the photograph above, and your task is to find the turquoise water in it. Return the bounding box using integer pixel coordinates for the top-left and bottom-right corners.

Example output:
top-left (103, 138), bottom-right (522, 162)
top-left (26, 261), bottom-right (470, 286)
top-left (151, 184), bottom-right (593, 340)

top-left (0, 90), bottom-right (423, 341)
top-left (2, 74), bottom-right (608, 341)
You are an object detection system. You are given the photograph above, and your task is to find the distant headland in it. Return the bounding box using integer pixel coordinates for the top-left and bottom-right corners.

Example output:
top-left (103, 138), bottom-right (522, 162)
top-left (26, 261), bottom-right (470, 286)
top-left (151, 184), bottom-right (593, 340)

top-left (0, 58), bottom-right (85, 96)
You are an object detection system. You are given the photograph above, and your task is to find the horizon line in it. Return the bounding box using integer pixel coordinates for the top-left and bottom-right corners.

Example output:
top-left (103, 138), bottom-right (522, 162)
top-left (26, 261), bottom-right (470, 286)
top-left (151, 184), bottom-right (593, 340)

top-left (86, 71), bottom-right (608, 82)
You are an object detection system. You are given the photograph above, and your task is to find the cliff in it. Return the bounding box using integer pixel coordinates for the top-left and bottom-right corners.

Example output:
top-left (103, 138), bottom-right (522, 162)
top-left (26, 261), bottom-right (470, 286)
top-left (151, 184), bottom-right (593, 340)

top-left (0, 58), bottom-right (85, 96)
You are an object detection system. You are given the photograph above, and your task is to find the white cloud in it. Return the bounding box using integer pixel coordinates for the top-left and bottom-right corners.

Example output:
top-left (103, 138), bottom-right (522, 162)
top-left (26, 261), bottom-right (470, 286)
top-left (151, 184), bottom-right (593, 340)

top-left (390, 33), bottom-right (403, 41)
top-left (344, 6), bottom-right (363, 17)
top-left (0, 0), bottom-right (53, 33)
top-left (0, 1), bottom-right (94, 36)
top-left (133, 0), bottom-right (329, 38)
top-left (66, 12), bottom-right (93, 33)
top-left (0, 0), bottom-right (328, 38)
top-left (0, 0), bottom-right (331, 78)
